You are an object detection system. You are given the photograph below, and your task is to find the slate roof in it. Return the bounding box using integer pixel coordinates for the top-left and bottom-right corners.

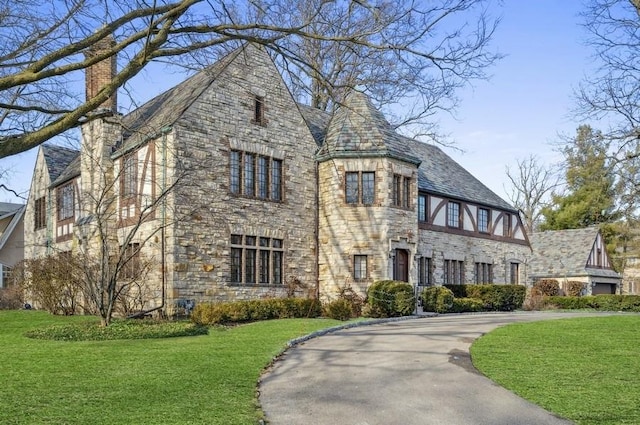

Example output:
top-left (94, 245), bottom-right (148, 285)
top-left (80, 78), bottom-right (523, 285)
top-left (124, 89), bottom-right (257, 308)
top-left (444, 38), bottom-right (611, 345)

top-left (116, 47), bottom-right (244, 153)
top-left (297, 104), bottom-right (331, 148)
top-left (42, 144), bottom-right (79, 183)
top-left (0, 202), bottom-right (24, 216)
top-left (51, 155), bottom-right (81, 187)
top-left (529, 227), bottom-right (621, 279)
top-left (316, 91), bottom-right (515, 211)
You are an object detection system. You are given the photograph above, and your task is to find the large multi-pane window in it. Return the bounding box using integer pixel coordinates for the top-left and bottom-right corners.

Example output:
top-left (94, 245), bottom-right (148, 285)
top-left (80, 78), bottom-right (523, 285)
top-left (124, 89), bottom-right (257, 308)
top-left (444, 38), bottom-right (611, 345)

top-left (230, 151), bottom-right (283, 201)
top-left (57, 183), bottom-right (74, 221)
top-left (444, 259), bottom-right (465, 284)
top-left (475, 262), bottom-right (493, 284)
top-left (345, 171), bottom-right (375, 205)
top-left (418, 194), bottom-right (427, 222)
top-left (447, 201), bottom-right (461, 228)
top-left (354, 255), bottom-right (368, 280)
top-left (478, 208), bottom-right (489, 233)
top-left (418, 257), bottom-right (433, 286)
top-left (230, 234), bottom-right (283, 284)
top-left (34, 196), bottom-right (46, 230)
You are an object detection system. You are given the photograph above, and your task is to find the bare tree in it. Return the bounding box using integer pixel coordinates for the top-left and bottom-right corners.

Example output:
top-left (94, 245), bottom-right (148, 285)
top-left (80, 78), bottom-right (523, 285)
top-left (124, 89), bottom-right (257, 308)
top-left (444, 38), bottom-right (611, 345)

top-left (1, 0), bottom-right (501, 158)
top-left (505, 155), bottom-right (559, 233)
top-left (576, 0), bottom-right (640, 158)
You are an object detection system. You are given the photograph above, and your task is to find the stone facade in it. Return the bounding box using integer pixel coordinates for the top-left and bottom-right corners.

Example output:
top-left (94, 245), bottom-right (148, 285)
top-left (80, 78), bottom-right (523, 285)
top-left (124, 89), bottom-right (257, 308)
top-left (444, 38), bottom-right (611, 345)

top-left (24, 43), bottom-right (533, 315)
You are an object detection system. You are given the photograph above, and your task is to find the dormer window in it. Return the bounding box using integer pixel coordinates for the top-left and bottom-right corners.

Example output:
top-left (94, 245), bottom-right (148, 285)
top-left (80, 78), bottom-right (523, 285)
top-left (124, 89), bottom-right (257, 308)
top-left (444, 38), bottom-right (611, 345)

top-left (253, 95), bottom-right (265, 125)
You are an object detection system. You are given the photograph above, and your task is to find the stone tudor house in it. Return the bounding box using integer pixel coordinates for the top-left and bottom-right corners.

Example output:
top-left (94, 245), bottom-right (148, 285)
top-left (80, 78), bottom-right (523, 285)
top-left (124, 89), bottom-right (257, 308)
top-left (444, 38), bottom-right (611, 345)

top-left (24, 43), bottom-right (531, 314)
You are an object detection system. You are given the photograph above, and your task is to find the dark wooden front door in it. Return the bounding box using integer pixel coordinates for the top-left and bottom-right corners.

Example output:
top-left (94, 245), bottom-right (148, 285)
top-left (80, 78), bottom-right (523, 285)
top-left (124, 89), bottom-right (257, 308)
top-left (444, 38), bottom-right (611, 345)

top-left (394, 249), bottom-right (409, 282)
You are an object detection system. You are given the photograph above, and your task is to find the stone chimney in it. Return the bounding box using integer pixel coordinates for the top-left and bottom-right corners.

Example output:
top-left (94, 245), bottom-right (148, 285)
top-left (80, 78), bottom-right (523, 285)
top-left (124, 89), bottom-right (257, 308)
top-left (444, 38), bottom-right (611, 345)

top-left (85, 35), bottom-right (117, 112)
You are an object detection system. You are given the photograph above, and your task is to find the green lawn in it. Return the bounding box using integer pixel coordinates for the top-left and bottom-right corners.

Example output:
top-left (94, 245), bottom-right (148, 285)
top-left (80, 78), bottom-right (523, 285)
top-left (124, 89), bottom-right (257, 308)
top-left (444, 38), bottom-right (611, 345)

top-left (471, 315), bottom-right (640, 425)
top-left (0, 310), bottom-right (345, 425)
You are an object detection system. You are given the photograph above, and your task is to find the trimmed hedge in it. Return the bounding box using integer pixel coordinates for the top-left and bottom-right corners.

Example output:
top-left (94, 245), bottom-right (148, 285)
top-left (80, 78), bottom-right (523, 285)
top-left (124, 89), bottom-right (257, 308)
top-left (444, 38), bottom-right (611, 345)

top-left (450, 297), bottom-right (485, 313)
top-left (421, 286), bottom-right (454, 313)
top-left (545, 295), bottom-right (640, 312)
top-left (366, 280), bottom-right (415, 317)
top-left (190, 298), bottom-right (322, 325)
top-left (443, 284), bottom-right (526, 311)
top-left (532, 279), bottom-right (560, 297)
top-left (324, 298), bottom-right (354, 321)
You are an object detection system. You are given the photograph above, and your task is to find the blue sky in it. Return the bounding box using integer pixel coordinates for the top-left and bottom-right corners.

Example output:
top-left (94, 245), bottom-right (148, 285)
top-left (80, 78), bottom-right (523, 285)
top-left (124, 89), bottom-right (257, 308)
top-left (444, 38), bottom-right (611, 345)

top-left (0, 0), bottom-right (593, 204)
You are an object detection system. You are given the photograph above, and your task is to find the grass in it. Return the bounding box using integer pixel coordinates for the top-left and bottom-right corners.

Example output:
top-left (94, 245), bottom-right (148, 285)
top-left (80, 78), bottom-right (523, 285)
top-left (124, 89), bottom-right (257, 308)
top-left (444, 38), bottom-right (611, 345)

top-left (471, 315), bottom-right (640, 425)
top-left (0, 310), bottom-right (346, 425)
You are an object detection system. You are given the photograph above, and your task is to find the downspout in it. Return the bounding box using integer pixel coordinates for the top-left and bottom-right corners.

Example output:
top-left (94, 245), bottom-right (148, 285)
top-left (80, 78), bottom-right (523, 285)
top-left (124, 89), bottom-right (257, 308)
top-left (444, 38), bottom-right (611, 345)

top-left (314, 160), bottom-right (320, 300)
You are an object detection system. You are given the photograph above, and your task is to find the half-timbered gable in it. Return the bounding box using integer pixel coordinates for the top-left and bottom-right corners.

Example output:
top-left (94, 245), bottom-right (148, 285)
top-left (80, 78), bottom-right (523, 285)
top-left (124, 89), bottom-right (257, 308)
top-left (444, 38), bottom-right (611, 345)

top-left (529, 227), bottom-right (621, 294)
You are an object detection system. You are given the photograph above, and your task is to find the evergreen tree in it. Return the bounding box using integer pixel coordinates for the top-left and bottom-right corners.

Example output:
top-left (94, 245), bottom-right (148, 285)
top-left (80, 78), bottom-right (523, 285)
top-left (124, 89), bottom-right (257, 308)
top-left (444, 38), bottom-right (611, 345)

top-left (540, 125), bottom-right (617, 230)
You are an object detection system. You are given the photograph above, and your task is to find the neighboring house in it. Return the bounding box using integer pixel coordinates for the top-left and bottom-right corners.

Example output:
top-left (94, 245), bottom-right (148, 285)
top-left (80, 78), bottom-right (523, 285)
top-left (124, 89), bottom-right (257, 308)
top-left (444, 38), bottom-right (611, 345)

top-left (528, 227), bottom-right (621, 295)
top-left (24, 42), bottom-right (531, 315)
top-left (620, 256), bottom-right (640, 295)
top-left (0, 202), bottom-right (25, 287)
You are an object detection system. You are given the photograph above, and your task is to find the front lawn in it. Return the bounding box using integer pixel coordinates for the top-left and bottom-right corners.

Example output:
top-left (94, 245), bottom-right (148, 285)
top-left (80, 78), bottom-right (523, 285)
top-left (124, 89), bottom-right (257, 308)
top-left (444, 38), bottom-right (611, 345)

top-left (0, 310), bottom-right (344, 425)
top-left (471, 315), bottom-right (640, 425)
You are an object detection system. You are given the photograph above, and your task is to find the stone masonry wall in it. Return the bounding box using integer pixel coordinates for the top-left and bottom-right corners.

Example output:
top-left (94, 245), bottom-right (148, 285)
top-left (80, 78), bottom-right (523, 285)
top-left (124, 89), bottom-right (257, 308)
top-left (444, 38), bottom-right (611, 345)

top-left (166, 44), bottom-right (318, 304)
top-left (318, 156), bottom-right (419, 299)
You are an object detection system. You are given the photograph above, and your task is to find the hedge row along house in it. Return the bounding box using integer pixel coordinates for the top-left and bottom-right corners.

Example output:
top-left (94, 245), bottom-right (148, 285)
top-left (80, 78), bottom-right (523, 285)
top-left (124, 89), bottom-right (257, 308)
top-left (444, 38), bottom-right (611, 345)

top-left (24, 42), bottom-right (533, 315)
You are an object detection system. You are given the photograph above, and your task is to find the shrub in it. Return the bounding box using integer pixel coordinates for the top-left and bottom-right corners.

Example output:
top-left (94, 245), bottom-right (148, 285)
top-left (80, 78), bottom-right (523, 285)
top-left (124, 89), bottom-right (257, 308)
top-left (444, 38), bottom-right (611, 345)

top-left (336, 284), bottom-right (365, 317)
top-left (532, 279), bottom-right (560, 297)
top-left (190, 297), bottom-right (321, 325)
top-left (0, 285), bottom-right (24, 310)
top-left (543, 295), bottom-right (640, 312)
top-left (366, 280), bottom-right (415, 318)
top-left (324, 299), bottom-right (354, 321)
top-left (444, 284), bottom-right (526, 311)
top-left (545, 296), bottom-right (592, 310)
top-left (450, 297), bottom-right (484, 313)
top-left (421, 286), bottom-right (454, 313)
top-left (565, 281), bottom-right (586, 297)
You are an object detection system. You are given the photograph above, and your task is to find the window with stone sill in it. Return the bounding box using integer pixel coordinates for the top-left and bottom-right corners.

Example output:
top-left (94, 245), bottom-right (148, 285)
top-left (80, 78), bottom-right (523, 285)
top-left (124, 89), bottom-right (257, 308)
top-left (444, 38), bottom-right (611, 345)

top-left (231, 234), bottom-right (283, 285)
top-left (444, 259), bottom-right (464, 284)
top-left (230, 150), bottom-right (283, 202)
top-left (475, 262), bottom-right (493, 284)
top-left (345, 171), bottom-right (375, 205)
top-left (353, 255), bottom-right (368, 280)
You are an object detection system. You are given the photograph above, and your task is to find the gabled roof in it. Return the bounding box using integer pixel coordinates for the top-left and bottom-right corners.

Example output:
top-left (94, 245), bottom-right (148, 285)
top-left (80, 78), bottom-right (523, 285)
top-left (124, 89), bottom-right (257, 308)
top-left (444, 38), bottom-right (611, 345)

top-left (116, 46), bottom-right (245, 153)
top-left (0, 202), bottom-right (23, 216)
top-left (42, 144), bottom-right (79, 183)
top-left (0, 205), bottom-right (24, 252)
top-left (529, 227), bottom-right (620, 279)
top-left (51, 155), bottom-right (81, 187)
top-left (315, 90), bottom-right (515, 211)
top-left (297, 103), bottom-right (331, 148)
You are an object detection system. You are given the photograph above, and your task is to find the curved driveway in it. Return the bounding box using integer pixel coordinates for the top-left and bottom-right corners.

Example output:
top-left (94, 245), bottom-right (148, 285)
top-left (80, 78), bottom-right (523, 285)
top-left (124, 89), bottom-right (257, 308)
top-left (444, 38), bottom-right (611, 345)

top-left (259, 312), bottom-right (614, 425)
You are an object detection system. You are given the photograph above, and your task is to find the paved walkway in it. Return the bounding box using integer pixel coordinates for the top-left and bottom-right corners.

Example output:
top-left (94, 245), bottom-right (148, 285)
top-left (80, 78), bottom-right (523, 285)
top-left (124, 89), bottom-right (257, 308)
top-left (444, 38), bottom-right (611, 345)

top-left (259, 312), bottom-right (614, 425)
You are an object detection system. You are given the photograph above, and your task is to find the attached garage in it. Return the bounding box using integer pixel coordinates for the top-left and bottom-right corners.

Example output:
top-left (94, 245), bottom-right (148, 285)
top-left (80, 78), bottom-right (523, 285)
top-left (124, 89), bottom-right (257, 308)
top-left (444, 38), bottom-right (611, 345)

top-left (592, 282), bottom-right (617, 295)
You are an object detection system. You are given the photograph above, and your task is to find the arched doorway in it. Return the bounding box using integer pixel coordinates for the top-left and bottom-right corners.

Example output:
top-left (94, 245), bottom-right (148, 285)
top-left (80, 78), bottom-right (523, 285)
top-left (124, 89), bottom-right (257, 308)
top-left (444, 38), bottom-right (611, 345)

top-left (394, 249), bottom-right (409, 282)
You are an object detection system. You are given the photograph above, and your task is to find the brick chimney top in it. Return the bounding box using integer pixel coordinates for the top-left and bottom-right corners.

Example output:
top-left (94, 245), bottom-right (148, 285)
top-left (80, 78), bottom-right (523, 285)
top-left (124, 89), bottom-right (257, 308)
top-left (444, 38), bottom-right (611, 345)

top-left (85, 36), bottom-right (117, 112)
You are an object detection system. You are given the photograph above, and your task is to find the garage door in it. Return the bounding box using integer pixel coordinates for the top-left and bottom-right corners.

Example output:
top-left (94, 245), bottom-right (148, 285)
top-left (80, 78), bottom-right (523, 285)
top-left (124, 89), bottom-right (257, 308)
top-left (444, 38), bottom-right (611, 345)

top-left (592, 283), bottom-right (616, 295)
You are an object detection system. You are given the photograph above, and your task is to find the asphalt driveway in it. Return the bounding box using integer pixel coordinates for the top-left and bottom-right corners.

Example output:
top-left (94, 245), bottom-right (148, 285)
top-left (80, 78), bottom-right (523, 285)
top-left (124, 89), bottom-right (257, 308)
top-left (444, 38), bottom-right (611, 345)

top-left (259, 312), bottom-right (614, 425)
